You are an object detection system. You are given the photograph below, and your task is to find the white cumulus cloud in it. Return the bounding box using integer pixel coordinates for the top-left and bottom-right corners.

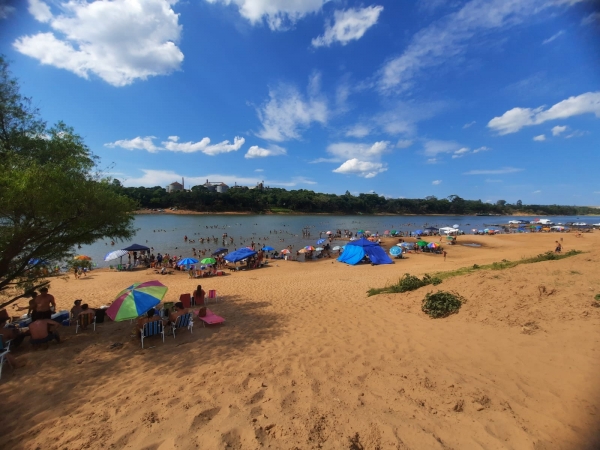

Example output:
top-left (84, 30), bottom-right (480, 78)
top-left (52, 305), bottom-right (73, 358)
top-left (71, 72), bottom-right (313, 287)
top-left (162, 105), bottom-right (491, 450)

top-left (245, 144), bottom-right (287, 158)
top-left (312, 5), bottom-right (383, 47)
top-left (432, 180), bottom-right (442, 185)
top-left (326, 141), bottom-right (391, 161)
top-left (551, 125), bottom-right (567, 136)
top-left (542, 30), bottom-right (565, 44)
top-left (488, 91), bottom-right (600, 134)
top-left (105, 136), bottom-right (159, 152)
top-left (333, 158), bottom-right (387, 178)
top-left (105, 135), bottom-right (245, 155)
top-left (205, 0), bottom-right (328, 30)
top-left (452, 147), bottom-right (470, 158)
top-left (533, 134), bottom-right (546, 141)
top-left (14, 0), bottom-right (184, 87)
top-left (256, 74), bottom-right (328, 142)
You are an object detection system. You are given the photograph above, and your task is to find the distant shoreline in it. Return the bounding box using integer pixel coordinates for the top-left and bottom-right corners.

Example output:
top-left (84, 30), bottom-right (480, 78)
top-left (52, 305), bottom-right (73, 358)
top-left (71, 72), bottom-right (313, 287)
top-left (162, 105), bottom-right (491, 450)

top-left (134, 209), bottom-right (599, 217)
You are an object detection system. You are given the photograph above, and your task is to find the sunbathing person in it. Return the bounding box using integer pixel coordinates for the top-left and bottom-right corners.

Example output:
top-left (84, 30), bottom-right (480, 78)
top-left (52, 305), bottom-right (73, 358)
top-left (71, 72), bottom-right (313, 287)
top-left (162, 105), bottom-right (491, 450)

top-left (0, 316), bottom-right (29, 349)
top-left (70, 299), bottom-right (83, 322)
top-left (193, 285), bottom-right (205, 305)
top-left (29, 318), bottom-right (62, 345)
top-left (169, 302), bottom-right (188, 323)
top-left (77, 304), bottom-right (95, 329)
top-left (137, 309), bottom-right (164, 337)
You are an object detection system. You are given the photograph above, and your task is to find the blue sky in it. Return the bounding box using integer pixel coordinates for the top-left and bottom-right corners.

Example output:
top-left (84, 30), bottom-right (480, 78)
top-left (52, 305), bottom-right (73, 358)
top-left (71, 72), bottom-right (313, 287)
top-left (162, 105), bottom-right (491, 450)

top-left (1, 0), bottom-right (599, 205)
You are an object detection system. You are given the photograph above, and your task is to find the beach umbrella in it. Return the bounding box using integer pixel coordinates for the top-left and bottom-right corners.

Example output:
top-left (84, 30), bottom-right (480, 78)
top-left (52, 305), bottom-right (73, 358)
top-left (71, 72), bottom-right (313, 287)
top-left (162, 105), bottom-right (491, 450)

top-left (389, 246), bottom-right (402, 256)
top-left (414, 229), bottom-right (423, 235)
top-left (106, 280), bottom-right (168, 322)
top-left (177, 257), bottom-right (199, 266)
top-left (428, 242), bottom-right (439, 249)
top-left (262, 246), bottom-right (275, 251)
top-left (326, 231), bottom-right (332, 235)
top-left (332, 246), bottom-right (341, 251)
top-left (453, 224), bottom-right (460, 228)
top-left (315, 247), bottom-right (324, 251)
top-left (384, 230), bottom-right (390, 235)
top-left (391, 229), bottom-right (397, 234)
top-left (104, 249), bottom-right (128, 261)
top-left (200, 258), bottom-right (216, 265)
top-left (357, 230), bottom-right (365, 234)
top-left (305, 245), bottom-right (315, 251)
top-left (280, 249), bottom-right (290, 254)
top-left (74, 255), bottom-right (92, 260)
top-left (316, 238), bottom-right (326, 245)
top-left (298, 248), bottom-right (307, 254)
top-left (399, 242), bottom-right (414, 249)
top-left (416, 240), bottom-right (428, 247)
top-left (211, 247), bottom-right (228, 255)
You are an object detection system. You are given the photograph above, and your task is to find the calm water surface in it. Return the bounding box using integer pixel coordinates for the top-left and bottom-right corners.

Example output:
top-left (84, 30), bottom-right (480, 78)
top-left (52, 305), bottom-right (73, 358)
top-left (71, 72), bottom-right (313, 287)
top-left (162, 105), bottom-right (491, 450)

top-left (78, 214), bottom-right (599, 267)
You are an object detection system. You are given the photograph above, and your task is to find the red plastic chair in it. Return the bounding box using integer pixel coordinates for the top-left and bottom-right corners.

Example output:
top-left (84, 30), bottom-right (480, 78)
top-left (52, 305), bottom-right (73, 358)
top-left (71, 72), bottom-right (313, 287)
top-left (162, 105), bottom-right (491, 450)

top-left (179, 293), bottom-right (191, 309)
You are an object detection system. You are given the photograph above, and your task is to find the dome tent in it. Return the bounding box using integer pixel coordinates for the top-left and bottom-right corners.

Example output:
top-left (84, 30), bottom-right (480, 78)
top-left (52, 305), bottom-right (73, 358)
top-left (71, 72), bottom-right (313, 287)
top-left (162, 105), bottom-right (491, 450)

top-left (337, 238), bottom-right (393, 265)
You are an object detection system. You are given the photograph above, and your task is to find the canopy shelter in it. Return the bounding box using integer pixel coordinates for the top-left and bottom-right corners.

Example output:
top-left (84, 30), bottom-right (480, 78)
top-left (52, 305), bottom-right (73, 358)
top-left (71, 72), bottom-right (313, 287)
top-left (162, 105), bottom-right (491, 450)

top-left (122, 244), bottom-right (150, 252)
top-left (224, 248), bottom-right (257, 263)
top-left (337, 238), bottom-right (393, 265)
top-left (212, 247), bottom-right (228, 255)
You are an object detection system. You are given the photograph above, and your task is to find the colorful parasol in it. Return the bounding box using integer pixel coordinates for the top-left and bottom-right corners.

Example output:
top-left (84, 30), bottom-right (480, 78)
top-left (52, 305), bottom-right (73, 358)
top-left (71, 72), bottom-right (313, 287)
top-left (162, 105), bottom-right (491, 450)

top-left (416, 240), bottom-right (428, 247)
top-left (427, 242), bottom-right (439, 249)
top-left (304, 246), bottom-right (315, 251)
top-left (74, 255), bottom-right (92, 260)
top-left (280, 249), bottom-right (290, 254)
top-left (106, 280), bottom-right (168, 322)
top-left (200, 258), bottom-right (216, 265)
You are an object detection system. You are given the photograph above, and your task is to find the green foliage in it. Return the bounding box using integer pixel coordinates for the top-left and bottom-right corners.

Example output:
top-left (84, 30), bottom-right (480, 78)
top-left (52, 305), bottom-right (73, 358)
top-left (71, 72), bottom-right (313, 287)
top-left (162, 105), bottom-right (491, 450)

top-left (368, 273), bottom-right (441, 296)
top-left (422, 291), bottom-right (465, 318)
top-left (0, 56), bottom-right (136, 306)
top-left (594, 294), bottom-right (600, 301)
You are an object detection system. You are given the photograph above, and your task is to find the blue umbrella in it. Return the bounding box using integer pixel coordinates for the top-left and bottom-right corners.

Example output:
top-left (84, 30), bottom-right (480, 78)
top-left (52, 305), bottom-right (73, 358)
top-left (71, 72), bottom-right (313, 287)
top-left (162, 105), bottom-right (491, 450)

top-left (262, 246), bottom-right (275, 251)
top-left (316, 238), bottom-right (326, 245)
top-left (414, 229), bottom-right (423, 235)
top-left (212, 247), bottom-right (228, 255)
top-left (399, 242), bottom-right (415, 249)
top-left (389, 246), bottom-right (402, 256)
top-left (177, 257), bottom-right (199, 266)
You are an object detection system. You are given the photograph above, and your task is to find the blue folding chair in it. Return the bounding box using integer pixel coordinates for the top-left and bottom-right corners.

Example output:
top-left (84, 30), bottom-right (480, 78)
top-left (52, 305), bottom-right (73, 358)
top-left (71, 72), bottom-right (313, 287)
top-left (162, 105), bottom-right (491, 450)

top-left (171, 312), bottom-right (193, 338)
top-left (140, 320), bottom-right (165, 348)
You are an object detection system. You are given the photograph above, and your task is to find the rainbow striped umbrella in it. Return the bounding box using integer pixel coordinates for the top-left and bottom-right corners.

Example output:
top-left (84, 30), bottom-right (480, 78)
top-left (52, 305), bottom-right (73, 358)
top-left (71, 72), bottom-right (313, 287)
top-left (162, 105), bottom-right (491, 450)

top-left (106, 280), bottom-right (168, 322)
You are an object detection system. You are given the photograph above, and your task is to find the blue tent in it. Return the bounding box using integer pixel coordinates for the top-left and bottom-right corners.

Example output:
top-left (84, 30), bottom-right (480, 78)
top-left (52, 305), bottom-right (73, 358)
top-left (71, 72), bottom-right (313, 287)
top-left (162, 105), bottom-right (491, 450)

top-left (337, 238), bottom-right (393, 265)
top-left (224, 248), bottom-right (257, 263)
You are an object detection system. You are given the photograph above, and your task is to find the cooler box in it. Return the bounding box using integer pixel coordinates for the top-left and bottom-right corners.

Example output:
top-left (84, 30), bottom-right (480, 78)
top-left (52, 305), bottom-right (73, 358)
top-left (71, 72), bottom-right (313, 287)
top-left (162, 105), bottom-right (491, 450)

top-left (52, 310), bottom-right (69, 324)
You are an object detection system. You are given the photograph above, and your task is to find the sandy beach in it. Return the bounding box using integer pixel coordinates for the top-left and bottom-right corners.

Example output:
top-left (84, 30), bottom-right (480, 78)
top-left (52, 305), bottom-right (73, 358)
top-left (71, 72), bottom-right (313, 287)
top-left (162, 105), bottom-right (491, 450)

top-left (1, 232), bottom-right (600, 449)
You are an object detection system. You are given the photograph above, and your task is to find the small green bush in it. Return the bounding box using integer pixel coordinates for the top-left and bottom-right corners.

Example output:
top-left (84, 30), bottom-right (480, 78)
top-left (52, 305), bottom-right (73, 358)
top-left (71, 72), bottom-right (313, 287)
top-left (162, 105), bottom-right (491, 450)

top-left (422, 291), bottom-right (465, 318)
top-left (595, 293), bottom-right (600, 301)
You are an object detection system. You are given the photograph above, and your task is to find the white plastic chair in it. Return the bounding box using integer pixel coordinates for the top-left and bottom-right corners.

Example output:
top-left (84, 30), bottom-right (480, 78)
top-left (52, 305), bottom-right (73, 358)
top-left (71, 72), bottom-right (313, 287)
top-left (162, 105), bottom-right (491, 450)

top-left (140, 320), bottom-right (165, 348)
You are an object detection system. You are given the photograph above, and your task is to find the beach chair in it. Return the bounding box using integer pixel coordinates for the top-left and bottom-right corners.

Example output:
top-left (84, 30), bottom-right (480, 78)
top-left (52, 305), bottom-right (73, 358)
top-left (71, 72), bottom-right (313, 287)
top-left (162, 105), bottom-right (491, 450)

top-left (171, 312), bottom-right (193, 338)
top-left (196, 309), bottom-right (225, 327)
top-left (207, 289), bottom-right (218, 304)
top-left (179, 293), bottom-right (191, 309)
top-left (75, 313), bottom-right (96, 334)
top-left (0, 336), bottom-right (12, 380)
top-left (140, 320), bottom-right (165, 348)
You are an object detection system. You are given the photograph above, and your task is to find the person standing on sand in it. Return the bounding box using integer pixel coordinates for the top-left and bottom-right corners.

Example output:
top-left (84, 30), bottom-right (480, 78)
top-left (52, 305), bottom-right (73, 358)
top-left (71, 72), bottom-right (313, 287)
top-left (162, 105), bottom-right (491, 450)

top-left (33, 287), bottom-right (55, 321)
top-left (443, 250), bottom-right (447, 261)
top-left (555, 241), bottom-right (562, 253)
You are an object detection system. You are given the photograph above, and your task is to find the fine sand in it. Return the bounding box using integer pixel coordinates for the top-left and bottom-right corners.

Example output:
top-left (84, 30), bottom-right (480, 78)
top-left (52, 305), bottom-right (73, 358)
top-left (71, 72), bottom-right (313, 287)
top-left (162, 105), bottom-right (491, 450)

top-left (1, 233), bottom-right (600, 449)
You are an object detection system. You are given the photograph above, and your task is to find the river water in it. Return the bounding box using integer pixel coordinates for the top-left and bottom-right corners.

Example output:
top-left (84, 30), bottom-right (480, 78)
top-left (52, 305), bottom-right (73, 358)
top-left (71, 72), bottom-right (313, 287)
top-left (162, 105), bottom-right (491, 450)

top-left (77, 214), bottom-right (599, 267)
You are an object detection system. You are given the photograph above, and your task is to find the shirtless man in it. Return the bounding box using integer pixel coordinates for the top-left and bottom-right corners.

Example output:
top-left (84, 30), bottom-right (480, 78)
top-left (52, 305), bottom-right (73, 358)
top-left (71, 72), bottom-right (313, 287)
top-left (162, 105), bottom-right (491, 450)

top-left (33, 287), bottom-right (56, 321)
top-left (137, 309), bottom-right (164, 336)
top-left (77, 304), bottom-right (95, 329)
top-left (70, 300), bottom-right (83, 321)
top-left (29, 318), bottom-right (62, 345)
top-left (169, 302), bottom-right (188, 324)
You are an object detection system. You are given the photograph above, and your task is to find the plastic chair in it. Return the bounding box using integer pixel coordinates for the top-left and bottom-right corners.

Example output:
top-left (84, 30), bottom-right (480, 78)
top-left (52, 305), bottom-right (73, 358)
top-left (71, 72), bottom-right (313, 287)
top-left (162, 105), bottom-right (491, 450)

top-left (140, 320), bottom-right (165, 348)
top-left (179, 293), bottom-right (191, 309)
top-left (207, 290), bottom-right (218, 303)
top-left (75, 313), bottom-right (96, 333)
top-left (0, 336), bottom-right (13, 380)
top-left (171, 312), bottom-right (193, 338)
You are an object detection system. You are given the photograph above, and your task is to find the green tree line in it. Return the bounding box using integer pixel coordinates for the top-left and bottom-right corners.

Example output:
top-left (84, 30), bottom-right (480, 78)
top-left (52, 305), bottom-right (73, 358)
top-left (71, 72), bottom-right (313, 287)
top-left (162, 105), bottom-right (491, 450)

top-left (111, 181), bottom-right (598, 216)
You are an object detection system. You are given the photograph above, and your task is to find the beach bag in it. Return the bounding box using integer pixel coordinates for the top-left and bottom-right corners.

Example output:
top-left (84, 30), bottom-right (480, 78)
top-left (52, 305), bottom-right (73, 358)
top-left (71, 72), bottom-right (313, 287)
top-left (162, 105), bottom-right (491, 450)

top-left (198, 307), bottom-right (207, 317)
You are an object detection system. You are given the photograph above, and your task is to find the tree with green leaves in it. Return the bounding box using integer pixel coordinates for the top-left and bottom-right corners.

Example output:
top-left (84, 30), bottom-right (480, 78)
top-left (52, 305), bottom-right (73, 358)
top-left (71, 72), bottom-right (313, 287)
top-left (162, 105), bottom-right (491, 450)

top-left (0, 56), bottom-right (136, 308)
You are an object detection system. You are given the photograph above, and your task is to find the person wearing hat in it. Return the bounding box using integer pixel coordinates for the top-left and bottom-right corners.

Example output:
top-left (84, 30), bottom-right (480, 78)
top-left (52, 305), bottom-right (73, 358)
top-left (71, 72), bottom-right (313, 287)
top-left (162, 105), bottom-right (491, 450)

top-left (70, 299), bottom-right (83, 322)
